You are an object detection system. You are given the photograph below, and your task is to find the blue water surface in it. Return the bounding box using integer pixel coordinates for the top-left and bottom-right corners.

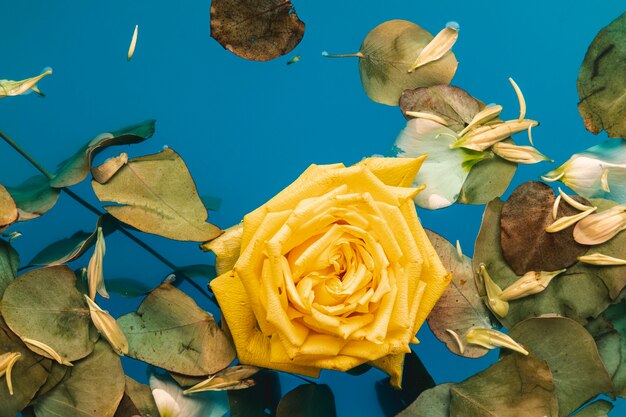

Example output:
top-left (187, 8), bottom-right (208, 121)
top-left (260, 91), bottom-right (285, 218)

top-left (1, 0), bottom-right (624, 415)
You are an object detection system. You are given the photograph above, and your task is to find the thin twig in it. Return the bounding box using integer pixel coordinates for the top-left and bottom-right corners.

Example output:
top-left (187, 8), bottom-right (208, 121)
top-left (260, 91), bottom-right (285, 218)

top-left (0, 129), bottom-right (214, 302)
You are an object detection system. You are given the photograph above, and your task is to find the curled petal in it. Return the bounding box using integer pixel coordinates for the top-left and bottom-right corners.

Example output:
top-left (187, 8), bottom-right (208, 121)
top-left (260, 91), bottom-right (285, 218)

top-left (465, 328), bottom-right (528, 355)
top-left (0, 352), bottom-right (22, 395)
top-left (578, 253), bottom-right (626, 265)
top-left (499, 269), bottom-right (566, 301)
top-left (574, 205), bottom-right (626, 245)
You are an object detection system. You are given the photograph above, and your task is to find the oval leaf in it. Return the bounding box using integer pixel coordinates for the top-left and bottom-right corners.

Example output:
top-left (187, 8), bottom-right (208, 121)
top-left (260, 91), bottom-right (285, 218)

top-left (91, 148), bottom-right (221, 242)
top-left (571, 400), bottom-right (613, 417)
top-left (228, 370), bottom-right (281, 417)
top-left (426, 230), bottom-right (494, 358)
top-left (0, 184), bottom-right (18, 229)
top-left (500, 181), bottom-right (590, 274)
top-left (397, 383), bottom-right (453, 417)
top-left (106, 277), bottom-right (152, 298)
top-left (50, 120), bottom-right (156, 188)
top-left (114, 376), bottom-right (160, 417)
top-left (1, 265), bottom-right (95, 362)
top-left (33, 341), bottom-right (125, 417)
top-left (457, 149), bottom-right (517, 205)
top-left (0, 317), bottom-right (51, 417)
top-left (509, 316), bottom-right (613, 416)
top-left (276, 384), bottom-right (337, 417)
top-left (577, 13), bottom-right (626, 138)
top-left (210, 0), bottom-right (305, 61)
top-left (473, 199), bottom-right (612, 328)
top-left (6, 175), bottom-right (60, 221)
top-left (118, 282), bottom-right (235, 375)
top-left (450, 353), bottom-right (558, 417)
top-left (356, 20), bottom-right (458, 106)
top-left (0, 238), bottom-right (19, 298)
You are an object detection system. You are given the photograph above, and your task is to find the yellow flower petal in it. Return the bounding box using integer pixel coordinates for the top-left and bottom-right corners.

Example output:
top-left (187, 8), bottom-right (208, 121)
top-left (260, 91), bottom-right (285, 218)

top-left (356, 156), bottom-right (427, 188)
top-left (201, 223), bottom-right (243, 275)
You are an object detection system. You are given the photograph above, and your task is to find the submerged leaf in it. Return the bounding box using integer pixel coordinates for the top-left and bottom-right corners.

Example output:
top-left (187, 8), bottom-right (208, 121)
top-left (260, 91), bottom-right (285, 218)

top-left (474, 199), bottom-right (612, 328)
top-left (227, 370), bottom-right (281, 417)
top-left (33, 341), bottom-right (125, 417)
top-left (450, 353), bottom-right (558, 417)
top-left (0, 184), bottom-right (17, 230)
top-left (326, 20), bottom-right (457, 106)
top-left (392, 118), bottom-right (486, 209)
top-left (6, 175), bottom-right (60, 221)
top-left (509, 316), bottom-right (613, 416)
top-left (92, 148), bottom-right (222, 242)
top-left (114, 377), bottom-right (160, 417)
top-left (577, 13), bottom-right (626, 138)
top-left (0, 265), bottom-right (95, 363)
top-left (210, 0), bottom-right (304, 61)
top-left (105, 277), bottom-right (151, 298)
top-left (0, 317), bottom-right (51, 417)
top-left (276, 384), bottom-right (337, 417)
top-left (425, 230), bottom-right (494, 358)
top-left (50, 120), bottom-right (155, 188)
top-left (396, 383), bottom-right (452, 417)
top-left (500, 182), bottom-right (590, 274)
top-left (0, 238), bottom-right (19, 299)
top-left (570, 400), bottom-right (613, 417)
top-left (29, 214), bottom-right (117, 266)
top-left (118, 282), bottom-right (235, 375)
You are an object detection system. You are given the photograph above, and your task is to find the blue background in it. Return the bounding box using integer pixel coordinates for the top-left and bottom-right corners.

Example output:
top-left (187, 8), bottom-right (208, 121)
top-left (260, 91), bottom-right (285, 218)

top-left (1, 0), bottom-right (624, 415)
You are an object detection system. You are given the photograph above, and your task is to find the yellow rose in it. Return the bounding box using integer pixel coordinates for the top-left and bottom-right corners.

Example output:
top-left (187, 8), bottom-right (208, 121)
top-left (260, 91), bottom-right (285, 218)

top-left (205, 157), bottom-right (451, 387)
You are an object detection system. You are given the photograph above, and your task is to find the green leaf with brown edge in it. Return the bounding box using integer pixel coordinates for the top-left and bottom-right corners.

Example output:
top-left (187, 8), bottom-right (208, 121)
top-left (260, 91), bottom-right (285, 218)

top-left (449, 353), bottom-right (558, 417)
top-left (587, 301), bottom-right (626, 398)
top-left (0, 238), bottom-right (19, 299)
top-left (457, 148), bottom-right (517, 205)
top-left (375, 351), bottom-right (435, 417)
top-left (276, 384), bottom-right (337, 417)
top-left (399, 85), bottom-right (483, 132)
top-left (33, 341), bottom-right (125, 417)
top-left (579, 199), bottom-right (626, 300)
top-left (509, 316), bottom-right (613, 416)
top-left (114, 376), bottom-right (160, 417)
top-left (6, 175), bottom-right (60, 221)
top-left (396, 383), bottom-right (452, 417)
top-left (0, 265), bottom-right (95, 363)
top-left (29, 214), bottom-right (117, 266)
top-left (500, 182), bottom-right (590, 274)
top-left (425, 230), bottom-right (494, 358)
top-left (577, 13), bottom-right (626, 139)
top-left (0, 184), bottom-right (18, 231)
top-left (210, 0), bottom-right (304, 62)
top-left (118, 281), bottom-right (235, 375)
top-left (570, 400), bottom-right (613, 417)
top-left (106, 277), bottom-right (152, 298)
top-left (49, 120), bottom-right (156, 188)
top-left (0, 317), bottom-right (51, 417)
top-left (228, 369), bottom-right (281, 417)
top-left (473, 199), bottom-right (612, 328)
top-left (326, 20), bottom-right (457, 106)
top-left (92, 147), bottom-right (222, 242)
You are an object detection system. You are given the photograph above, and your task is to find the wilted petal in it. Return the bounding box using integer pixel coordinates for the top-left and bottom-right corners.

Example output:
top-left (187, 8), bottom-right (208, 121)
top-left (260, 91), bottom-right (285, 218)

top-left (88, 227), bottom-right (109, 299)
top-left (452, 119), bottom-right (539, 152)
top-left (0, 68), bottom-right (52, 98)
top-left (22, 337), bottom-right (72, 366)
top-left (478, 264), bottom-right (509, 317)
top-left (578, 253), bottom-right (626, 265)
top-left (546, 207), bottom-right (597, 233)
top-left (408, 26), bottom-right (458, 72)
top-left (0, 352), bottom-right (21, 395)
top-left (465, 328), bottom-right (528, 355)
top-left (574, 204), bottom-right (626, 245)
top-left (500, 269), bottom-right (566, 301)
top-left (84, 295), bottom-right (128, 356)
top-left (491, 142), bottom-right (551, 164)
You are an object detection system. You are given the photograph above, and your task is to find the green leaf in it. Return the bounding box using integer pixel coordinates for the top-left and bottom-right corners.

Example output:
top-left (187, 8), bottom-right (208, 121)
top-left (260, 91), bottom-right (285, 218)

top-left (50, 120), bottom-right (156, 188)
top-left (0, 317), bottom-right (51, 417)
top-left (29, 214), bottom-right (117, 266)
top-left (106, 277), bottom-right (151, 298)
top-left (500, 182), bottom-right (590, 274)
top-left (114, 376), bottom-right (160, 417)
top-left (509, 316), bottom-right (613, 416)
top-left (118, 282), bottom-right (235, 375)
top-left (0, 265), bottom-right (95, 363)
top-left (425, 230), bottom-right (495, 358)
top-left (228, 370), bottom-right (281, 417)
top-left (399, 85), bottom-right (483, 132)
top-left (473, 199), bottom-right (611, 328)
top-left (176, 264), bottom-right (217, 280)
top-left (92, 148), bottom-right (222, 242)
top-left (449, 353), bottom-right (558, 417)
top-left (577, 12), bottom-right (626, 138)
top-left (33, 341), bottom-right (126, 417)
top-left (201, 194), bottom-right (222, 212)
top-left (375, 351), bottom-right (436, 417)
top-left (397, 383), bottom-right (452, 417)
top-left (0, 238), bottom-right (19, 299)
top-left (33, 361), bottom-right (67, 399)
top-left (587, 301), bottom-right (626, 397)
top-left (210, 0), bottom-right (304, 62)
top-left (0, 184), bottom-right (18, 230)
top-left (457, 149), bottom-right (516, 205)
top-left (392, 118), bottom-right (486, 209)
top-left (6, 175), bottom-right (60, 221)
top-left (276, 384), bottom-right (337, 417)
top-left (570, 400), bottom-right (613, 417)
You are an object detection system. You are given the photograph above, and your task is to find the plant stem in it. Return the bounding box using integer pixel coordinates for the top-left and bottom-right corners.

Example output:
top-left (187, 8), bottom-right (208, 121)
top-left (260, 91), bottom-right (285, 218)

top-left (0, 129), bottom-right (214, 302)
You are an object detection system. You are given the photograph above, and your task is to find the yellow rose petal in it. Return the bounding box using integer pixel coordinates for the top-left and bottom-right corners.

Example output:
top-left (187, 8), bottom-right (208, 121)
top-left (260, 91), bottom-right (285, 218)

top-left (356, 156), bottom-right (427, 188)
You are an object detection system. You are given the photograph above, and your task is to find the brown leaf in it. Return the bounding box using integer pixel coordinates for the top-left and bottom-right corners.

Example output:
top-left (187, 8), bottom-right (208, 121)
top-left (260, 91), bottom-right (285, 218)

top-left (500, 181), bottom-right (590, 274)
top-left (0, 184), bottom-right (18, 230)
top-left (114, 377), bottom-right (160, 417)
top-left (210, 0), bottom-right (305, 62)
